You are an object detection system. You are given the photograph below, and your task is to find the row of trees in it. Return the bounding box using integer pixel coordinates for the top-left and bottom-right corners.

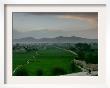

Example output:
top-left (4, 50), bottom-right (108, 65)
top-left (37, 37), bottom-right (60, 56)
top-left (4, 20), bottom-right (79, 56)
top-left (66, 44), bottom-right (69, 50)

top-left (69, 43), bottom-right (98, 64)
top-left (13, 43), bottom-right (38, 52)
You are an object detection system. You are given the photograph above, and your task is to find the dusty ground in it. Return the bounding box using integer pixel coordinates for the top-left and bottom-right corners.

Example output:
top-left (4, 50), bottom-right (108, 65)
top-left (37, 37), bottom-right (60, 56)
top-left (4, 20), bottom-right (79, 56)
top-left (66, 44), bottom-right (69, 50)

top-left (63, 71), bottom-right (98, 76)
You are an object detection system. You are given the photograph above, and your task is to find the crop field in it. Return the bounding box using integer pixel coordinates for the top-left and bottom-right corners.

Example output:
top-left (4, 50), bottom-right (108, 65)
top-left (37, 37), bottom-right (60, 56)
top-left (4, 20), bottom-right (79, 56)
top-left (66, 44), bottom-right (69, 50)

top-left (13, 43), bottom-right (98, 76)
top-left (13, 45), bottom-right (80, 76)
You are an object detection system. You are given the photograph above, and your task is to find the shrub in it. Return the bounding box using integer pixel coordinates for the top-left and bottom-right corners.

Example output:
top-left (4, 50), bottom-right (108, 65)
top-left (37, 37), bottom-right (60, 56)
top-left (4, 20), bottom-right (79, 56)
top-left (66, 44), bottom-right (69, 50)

top-left (70, 61), bottom-right (81, 72)
top-left (51, 67), bottom-right (67, 76)
top-left (70, 61), bottom-right (76, 72)
top-left (13, 65), bottom-right (28, 76)
top-left (36, 69), bottom-right (43, 76)
top-left (76, 51), bottom-right (85, 60)
top-left (85, 52), bottom-right (98, 64)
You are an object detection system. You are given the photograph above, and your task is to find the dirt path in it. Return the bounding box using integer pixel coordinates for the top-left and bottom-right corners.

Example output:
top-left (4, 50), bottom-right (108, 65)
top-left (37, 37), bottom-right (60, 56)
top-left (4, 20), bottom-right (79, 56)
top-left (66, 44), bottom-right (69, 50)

top-left (54, 46), bottom-right (78, 56)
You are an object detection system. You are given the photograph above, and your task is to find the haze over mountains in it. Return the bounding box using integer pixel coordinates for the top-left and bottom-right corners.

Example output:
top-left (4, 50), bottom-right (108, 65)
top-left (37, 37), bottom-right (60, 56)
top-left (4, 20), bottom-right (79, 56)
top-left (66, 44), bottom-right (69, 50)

top-left (13, 30), bottom-right (98, 44)
top-left (13, 36), bottom-right (97, 44)
top-left (13, 29), bottom-right (98, 39)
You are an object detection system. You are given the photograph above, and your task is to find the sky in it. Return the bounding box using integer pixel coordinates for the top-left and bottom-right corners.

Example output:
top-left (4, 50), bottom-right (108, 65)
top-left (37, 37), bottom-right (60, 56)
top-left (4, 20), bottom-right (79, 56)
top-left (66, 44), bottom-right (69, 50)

top-left (13, 12), bottom-right (98, 39)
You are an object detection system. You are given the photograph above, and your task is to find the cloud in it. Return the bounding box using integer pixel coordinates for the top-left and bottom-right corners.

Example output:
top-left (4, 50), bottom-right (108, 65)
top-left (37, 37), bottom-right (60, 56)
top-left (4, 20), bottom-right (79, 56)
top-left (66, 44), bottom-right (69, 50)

top-left (20, 12), bottom-right (98, 28)
top-left (57, 13), bottom-right (98, 29)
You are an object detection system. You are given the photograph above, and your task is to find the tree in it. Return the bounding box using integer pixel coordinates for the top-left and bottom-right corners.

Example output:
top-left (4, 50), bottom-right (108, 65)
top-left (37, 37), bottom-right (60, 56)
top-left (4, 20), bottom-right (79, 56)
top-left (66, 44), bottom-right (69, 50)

top-left (85, 52), bottom-right (98, 64)
top-left (70, 60), bottom-right (81, 72)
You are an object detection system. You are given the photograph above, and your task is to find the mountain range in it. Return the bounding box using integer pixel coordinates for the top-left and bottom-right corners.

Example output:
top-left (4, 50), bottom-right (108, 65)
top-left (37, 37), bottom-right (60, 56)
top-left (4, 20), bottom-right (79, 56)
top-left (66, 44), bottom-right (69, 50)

top-left (13, 29), bottom-right (98, 39)
top-left (13, 36), bottom-right (98, 44)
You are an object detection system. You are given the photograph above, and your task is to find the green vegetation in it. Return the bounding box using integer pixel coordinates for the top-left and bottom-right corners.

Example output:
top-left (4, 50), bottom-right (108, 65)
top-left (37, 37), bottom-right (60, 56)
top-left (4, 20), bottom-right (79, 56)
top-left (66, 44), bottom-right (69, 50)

top-left (70, 60), bottom-right (81, 72)
top-left (13, 65), bottom-right (28, 76)
top-left (13, 43), bottom-right (98, 76)
top-left (35, 69), bottom-right (43, 76)
top-left (69, 43), bottom-right (98, 64)
top-left (51, 67), bottom-right (67, 75)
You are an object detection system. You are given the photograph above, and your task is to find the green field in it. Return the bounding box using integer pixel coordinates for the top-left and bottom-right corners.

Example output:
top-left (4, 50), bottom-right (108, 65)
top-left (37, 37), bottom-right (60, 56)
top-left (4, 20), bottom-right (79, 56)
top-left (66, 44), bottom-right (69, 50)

top-left (13, 45), bottom-right (80, 76)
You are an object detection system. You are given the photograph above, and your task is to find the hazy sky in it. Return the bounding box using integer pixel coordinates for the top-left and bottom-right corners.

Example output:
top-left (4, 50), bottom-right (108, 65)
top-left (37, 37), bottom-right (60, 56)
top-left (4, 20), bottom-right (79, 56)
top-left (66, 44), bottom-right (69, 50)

top-left (13, 12), bottom-right (98, 39)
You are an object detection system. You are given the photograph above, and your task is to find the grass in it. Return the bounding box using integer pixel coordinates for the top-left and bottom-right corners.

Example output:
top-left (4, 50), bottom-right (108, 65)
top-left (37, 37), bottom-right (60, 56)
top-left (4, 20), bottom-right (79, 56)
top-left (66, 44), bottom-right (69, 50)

top-left (13, 45), bottom-right (80, 76)
top-left (13, 51), bottom-right (35, 70)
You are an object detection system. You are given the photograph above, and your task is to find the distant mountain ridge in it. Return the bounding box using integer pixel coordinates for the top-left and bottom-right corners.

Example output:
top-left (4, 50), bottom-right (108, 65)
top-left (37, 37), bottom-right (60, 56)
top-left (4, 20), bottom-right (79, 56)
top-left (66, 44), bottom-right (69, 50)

top-left (13, 36), bottom-right (98, 44)
top-left (13, 29), bottom-right (98, 39)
